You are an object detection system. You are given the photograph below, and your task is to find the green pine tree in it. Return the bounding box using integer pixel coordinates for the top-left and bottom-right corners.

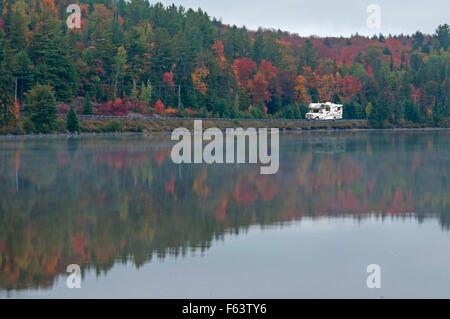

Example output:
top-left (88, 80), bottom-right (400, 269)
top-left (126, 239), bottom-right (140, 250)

top-left (67, 107), bottom-right (79, 133)
top-left (130, 80), bottom-right (138, 101)
top-left (368, 102), bottom-right (388, 128)
top-left (29, 7), bottom-right (78, 102)
top-left (83, 93), bottom-right (93, 115)
top-left (24, 84), bottom-right (57, 133)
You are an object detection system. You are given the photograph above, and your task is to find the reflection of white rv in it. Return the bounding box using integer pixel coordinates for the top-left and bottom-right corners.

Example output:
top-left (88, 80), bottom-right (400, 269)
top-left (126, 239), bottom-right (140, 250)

top-left (305, 102), bottom-right (343, 120)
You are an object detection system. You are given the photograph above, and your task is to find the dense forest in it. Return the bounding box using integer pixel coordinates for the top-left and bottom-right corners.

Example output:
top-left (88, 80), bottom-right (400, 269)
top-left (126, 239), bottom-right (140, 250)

top-left (0, 0), bottom-right (449, 133)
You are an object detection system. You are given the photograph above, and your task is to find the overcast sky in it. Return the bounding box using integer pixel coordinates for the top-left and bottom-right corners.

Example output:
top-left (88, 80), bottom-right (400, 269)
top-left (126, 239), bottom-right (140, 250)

top-left (155, 0), bottom-right (449, 37)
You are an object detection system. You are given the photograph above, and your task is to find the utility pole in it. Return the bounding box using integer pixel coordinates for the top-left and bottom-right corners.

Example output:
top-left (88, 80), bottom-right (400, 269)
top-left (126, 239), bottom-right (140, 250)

top-left (14, 78), bottom-right (18, 103)
top-left (305, 73), bottom-right (311, 104)
top-left (178, 85), bottom-right (181, 109)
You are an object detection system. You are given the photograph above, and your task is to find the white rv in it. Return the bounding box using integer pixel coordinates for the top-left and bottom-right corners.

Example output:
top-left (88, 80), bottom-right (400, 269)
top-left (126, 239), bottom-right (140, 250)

top-left (305, 102), bottom-right (343, 120)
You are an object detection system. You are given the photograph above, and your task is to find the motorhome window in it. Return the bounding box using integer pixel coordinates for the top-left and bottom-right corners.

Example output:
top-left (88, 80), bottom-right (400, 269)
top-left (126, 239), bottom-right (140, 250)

top-left (326, 107), bottom-right (330, 111)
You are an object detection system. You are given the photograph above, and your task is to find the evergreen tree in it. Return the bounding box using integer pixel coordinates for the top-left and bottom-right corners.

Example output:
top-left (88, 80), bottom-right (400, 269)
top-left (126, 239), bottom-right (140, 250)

top-left (252, 32), bottom-right (265, 64)
top-left (298, 40), bottom-right (319, 71)
top-left (67, 107), bottom-right (79, 132)
top-left (3, 3), bottom-right (28, 54)
top-left (0, 30), bottom-right (15, 125)
top-left (126, 25), bottom-right (151, 82)
top-left (83, 93), bottom-right (93, 115)
top-left (24, 84), bottom-right (57, 132)
top-left (343, 101), bottom-right (356, 119)
top-left (403, 99), bottom-right (419, 123)
top-left (368, 102), bottom-right (389, 128)
top-left (0, 70), bottom-right (14, 125)
top-left (130, 80), bottom-right (138, 101)
top-left (29, 6), bottom-right (78, 102)
top-left (150, 27), bottom-right (176, 85)
top-left (434, 24), bottom-right (449, 51)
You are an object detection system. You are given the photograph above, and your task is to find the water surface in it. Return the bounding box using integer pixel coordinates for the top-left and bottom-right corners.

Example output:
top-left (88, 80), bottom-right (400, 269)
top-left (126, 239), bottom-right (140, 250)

top-left (0, 130), bottom-right (449, 298)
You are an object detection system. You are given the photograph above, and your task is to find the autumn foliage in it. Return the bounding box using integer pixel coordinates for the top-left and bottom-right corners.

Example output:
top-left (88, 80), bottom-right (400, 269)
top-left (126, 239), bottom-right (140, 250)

top-left (234, 58), bottom-right (257, 87)
top-left (97, 98), bottom-right (131, 116)
top-left (163, 71), bottom-right (174, 87)
top-left (192, 66), bottom-right (209, 95)
top-left (0, 0), bottom-right (448, 131)
top-left (154, 99), bottom-right (165, 115)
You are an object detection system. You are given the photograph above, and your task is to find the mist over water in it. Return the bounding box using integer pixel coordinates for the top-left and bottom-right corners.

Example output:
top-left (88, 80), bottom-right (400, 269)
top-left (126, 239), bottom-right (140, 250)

top-left (0, 130), bottom-right (449, 298)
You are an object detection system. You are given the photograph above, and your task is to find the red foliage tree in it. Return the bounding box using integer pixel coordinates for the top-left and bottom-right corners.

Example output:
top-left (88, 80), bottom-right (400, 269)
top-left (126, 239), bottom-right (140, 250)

top-left (302, 66), bottom-right (317, 88)
top-left (367, 65), bottom-right (373, 76)
top-left (131, 100), bottom-right (146, 113)
top-left (57, 103), bottom-right (71, 114)
top-left (233, 58), bottom-right (257, 87)
top-left (259, 59), bottom-right (278, 80)
top-left (249, 71), bottom-right (271, 105)
top-left (163, 71), bottom-right (174, 87)
top-left (339, 75), bottom-right (362, 99)
top-left (97, 98), bottom-right (131, 116)
top-left (80, 4), bottom-right (90, 15)
top-left (111, 98), bottom-right (131, 116)
top-left (154, 99), bottom-right (165, 115)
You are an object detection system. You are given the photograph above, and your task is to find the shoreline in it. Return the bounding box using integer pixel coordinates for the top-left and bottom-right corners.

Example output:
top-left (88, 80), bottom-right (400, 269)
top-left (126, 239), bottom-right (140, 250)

top-left (1, 117), bottom-right (449, 138)
top-left (1, 117), bottom-right (449, 136)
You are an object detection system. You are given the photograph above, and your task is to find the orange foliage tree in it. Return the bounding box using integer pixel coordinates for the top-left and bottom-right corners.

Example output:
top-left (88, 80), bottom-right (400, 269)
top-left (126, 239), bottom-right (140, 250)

top-left (154, 99), bottom-right (165, 114)
top-left (191, 66), bottom-right (209, 95)
top-left (295, 75), bottom-right (308, 103)
top-left (317, 74), bottom-right (336, 102)
top-left (212, 40), bottom-right (226, 63)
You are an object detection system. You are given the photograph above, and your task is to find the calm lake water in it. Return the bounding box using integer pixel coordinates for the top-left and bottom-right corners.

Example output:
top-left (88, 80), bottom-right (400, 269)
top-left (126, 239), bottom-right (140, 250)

top-left (0, 130), bottom-right (449, 298)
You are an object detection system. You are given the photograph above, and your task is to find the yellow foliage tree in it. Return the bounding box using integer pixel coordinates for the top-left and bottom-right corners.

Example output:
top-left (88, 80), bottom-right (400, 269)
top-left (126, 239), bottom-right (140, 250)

top-left (295, 75), bottom-right (308, 103)
top-left (191, 66), bottom-right (209, 95)
top-left (317, 74), bottom-right (336, 102)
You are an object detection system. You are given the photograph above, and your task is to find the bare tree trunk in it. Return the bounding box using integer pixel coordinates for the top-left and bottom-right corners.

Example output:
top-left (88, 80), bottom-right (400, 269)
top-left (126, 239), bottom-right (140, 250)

top-left (114, 70), bottom-right (119, 99)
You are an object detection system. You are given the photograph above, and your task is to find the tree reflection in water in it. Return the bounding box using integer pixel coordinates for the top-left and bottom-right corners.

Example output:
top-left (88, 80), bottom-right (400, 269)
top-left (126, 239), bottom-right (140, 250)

top-left (0, 131), bottom-right (449, 290)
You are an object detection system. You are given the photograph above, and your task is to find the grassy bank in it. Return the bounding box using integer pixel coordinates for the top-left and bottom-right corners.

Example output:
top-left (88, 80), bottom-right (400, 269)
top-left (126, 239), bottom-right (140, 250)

top-left (79, 117), bottom-right (373, 133)
top-left (52, 116), bottom-right (450, 133)
top-left (1, 116), bottom-right (450, 135)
